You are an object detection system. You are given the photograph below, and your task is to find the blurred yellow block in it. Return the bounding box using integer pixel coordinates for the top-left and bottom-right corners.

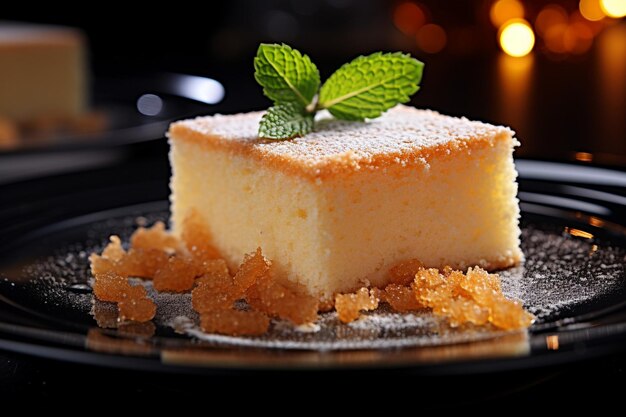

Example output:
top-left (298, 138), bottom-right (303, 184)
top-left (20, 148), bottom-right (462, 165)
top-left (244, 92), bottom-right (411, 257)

top-left (0, 22), bottom-right (87, 122)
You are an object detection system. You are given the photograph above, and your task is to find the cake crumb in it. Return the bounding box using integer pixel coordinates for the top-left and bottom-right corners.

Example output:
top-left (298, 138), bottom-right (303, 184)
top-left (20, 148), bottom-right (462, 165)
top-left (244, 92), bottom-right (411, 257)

top-left (335, 288), bottom-right (380, 323)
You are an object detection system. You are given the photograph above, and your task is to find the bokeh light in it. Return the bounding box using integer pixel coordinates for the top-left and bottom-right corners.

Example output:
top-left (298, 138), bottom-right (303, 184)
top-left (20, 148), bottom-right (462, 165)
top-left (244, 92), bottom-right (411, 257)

top-left (417, 23), bottom-right (447, 53)
top-left (600, 0), bottom-right (626, 18)
top-left (490, 0), bottom-right (525, 27)
top-left (544, 22), bottom-right (568, 54)
top-left (535, 5), bottom-right (568, 37)
top-left (565, 22), bottom-right (594, 54)
top-left (579, 0), bottom-right (606, 21)
top-left (393, 2), bottom-right (426, 35)
top-left (499, 19), bottom-right (535, 57)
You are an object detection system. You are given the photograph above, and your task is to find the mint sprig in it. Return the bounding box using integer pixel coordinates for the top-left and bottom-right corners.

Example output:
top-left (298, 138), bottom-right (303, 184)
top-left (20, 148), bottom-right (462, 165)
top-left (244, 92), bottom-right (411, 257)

top-left (319, 52), bottom-right (423, 121)
top-left (258, 104), bottom-right (314, 140)
top-left (254, 44), bottom-right (320, 110)
top-left (255, 44), bottom-right (424, 140)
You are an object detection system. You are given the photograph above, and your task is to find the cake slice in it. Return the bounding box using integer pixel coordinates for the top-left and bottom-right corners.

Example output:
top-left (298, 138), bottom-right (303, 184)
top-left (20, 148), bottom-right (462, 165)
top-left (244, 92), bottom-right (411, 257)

top-left (168, 105), bottom-right (521, 300)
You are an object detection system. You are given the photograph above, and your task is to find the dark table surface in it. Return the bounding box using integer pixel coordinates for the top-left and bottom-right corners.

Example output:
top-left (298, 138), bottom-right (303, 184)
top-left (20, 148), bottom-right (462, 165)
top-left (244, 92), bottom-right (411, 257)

top-left (2, 349), bottom-right (626, 403)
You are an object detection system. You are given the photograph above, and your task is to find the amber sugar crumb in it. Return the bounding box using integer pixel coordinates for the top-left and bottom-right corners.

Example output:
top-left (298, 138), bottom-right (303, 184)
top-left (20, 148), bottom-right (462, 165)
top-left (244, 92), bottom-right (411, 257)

top-left (90, 270), bottom-right (156, 323)
top-left (246, 274), bottom-right (319, 325)
top-left (191, 247), bottom-right (307, 335)
top-left (335, 288), bottom-right (380, 323)
top-left (131, 221), bottom-right (181, 253)
top-left (118, 296), bottom-right (157, 322)
top-left (413, 266), bottom-right (534, 330)
top-left (380, 284), bottom-right (424, 312)
top-left (153, 255), bottom-right (202, 293)
top-left (191, 247), bottom-right (318, 329)
top-left (192, 267), bottom-right (236, 313)
top-left (89, 216), bottom-right (533, 334)
top-left (233, 248), bottom-right (271, 292)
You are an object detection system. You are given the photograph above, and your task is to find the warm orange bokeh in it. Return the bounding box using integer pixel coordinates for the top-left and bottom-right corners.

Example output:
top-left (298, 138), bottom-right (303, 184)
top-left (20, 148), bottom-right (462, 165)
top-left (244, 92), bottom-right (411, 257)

top-left (535, 4), bottom-right (569, 37)
top-left (393, 2), bottom-right (426, 35)
top-left (417, 23), bottom-right (447, 53)
top-left (490, 0), bottom-right (525, 27)
top-left (579, 0), bottom-right (606, 21)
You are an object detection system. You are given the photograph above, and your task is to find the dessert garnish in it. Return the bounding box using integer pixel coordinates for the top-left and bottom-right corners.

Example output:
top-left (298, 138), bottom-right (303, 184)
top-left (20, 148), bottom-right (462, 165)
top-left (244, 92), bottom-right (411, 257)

top-left (254, 43), bottom-right (424, 139)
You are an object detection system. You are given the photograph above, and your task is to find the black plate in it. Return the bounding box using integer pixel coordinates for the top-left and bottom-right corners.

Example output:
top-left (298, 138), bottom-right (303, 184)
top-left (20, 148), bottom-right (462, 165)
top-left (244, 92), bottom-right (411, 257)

top-left (0, 159), bottom-right (626, 374)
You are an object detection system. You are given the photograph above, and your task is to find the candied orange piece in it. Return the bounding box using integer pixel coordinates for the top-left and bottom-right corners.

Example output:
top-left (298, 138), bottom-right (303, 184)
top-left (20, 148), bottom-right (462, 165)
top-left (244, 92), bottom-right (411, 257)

top-left (381, 284), bottom-right (423, 312)
top-left (153, 255), bottom-right (202, 292)
top-left (118, 297), bottom-right (156, 322)
top-left (335, 287), bottom-right (379, 323)
top-left (490, 299), bottom-right (535, 329)
top-left (197, 258), bottom-right (230, 278)
top-left (121, 284), bottom-right (148, 300)
top-left (89, 253), bottom-right (116, 277)
top-left (92, 273), bottom-right (149, 303)
top-left (101, 235), bottom-right (126, 261)
top-left (440, 298), bottom-right (489, 327)
top-left (233, 248), bottom-right (271, 292)
top-left (388, 259), bottom-right (424, 285)
top-left (130, 221), bottom-right (180, 253)
top-left (246, 274), bottom-right (319, 325)
top-left (192, 277), bottom-right (237, 313)
top-left (181, 211), bottom-right (221, 261)
top-left (191, 259), bottom-right (241, 313)
top-left (412, 266), bottom-right (534, 330)
top-left (200, 309), bottom-right (269, 336)
top-left (115, 248), bottom-right (169, 278)
top-left (92, 272), bottom-right (131, 302)
top-left (457, 267), bottom-right (502, 304)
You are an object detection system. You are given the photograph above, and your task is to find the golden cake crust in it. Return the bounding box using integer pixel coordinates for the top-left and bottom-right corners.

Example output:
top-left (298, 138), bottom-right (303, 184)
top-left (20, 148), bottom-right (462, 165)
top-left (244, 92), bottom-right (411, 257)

top-left (168, 105), bottom-right (516, 181)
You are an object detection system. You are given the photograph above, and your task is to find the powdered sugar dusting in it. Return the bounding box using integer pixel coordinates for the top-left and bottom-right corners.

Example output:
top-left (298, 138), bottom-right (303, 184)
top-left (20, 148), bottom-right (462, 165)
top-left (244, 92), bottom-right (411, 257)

top-left (500, 225), bottom-right (626, 321)
top-left (170, 105), bottom-right (515, 173)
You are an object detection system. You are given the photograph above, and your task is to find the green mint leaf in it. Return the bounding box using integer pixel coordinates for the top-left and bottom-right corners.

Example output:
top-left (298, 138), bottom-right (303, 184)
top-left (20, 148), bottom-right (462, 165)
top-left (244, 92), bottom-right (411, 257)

top-left (258, 103), bottom-right (314, 140)
top-left (318, 52), bottom-right (424, 121)
top-left (254, 43), bottom-right (320, 109)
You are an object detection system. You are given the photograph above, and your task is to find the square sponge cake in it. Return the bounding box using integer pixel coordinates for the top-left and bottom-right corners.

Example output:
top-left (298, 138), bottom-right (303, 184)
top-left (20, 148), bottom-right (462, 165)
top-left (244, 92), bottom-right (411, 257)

top-left (168, 105), bottom-right (521, 299)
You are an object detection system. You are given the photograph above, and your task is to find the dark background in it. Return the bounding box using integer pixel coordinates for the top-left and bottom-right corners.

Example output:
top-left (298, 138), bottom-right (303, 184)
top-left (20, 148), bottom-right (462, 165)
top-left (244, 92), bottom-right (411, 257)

top-left (2, 0), bottom-right (626, 401)
top-left (4, 0), bottom-right (626, 162)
